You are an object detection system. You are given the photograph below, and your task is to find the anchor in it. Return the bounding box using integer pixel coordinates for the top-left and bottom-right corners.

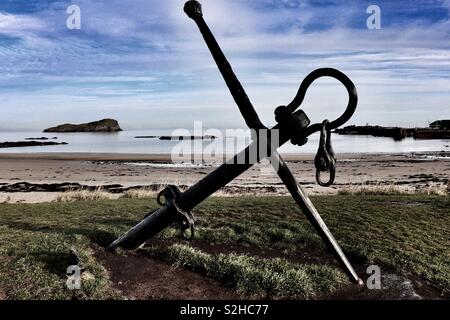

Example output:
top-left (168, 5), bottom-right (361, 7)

top-left (108, 0), bottom-right (363, 285)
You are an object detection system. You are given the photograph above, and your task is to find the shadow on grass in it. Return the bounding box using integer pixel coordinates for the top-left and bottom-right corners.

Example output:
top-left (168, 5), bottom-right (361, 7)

top-left (88, 217), bottom-right (138, 227)
top-left (27, 250), bottom-right (75, 276)
top-left (3, 220), bottom-right (118, 247)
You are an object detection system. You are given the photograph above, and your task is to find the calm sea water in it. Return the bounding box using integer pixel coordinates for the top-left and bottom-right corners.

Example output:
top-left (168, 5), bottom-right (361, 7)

top-left (0, 130), bottom-right (449, 155)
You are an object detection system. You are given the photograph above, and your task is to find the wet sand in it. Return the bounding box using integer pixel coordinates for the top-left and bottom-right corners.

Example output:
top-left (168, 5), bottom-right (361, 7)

top-left (0, 152), bottom-right (448, 203)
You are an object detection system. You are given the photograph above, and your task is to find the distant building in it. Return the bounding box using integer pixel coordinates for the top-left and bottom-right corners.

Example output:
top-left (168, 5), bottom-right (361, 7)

top-left (429, 120), bottom-right (450, 130)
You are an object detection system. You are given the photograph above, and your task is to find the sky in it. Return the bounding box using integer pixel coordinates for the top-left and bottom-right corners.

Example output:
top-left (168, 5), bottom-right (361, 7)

top-left (0, 0), bottom-right (449, 131)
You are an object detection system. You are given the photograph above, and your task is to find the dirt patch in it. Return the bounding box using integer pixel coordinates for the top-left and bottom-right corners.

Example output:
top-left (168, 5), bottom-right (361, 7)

top-left (95, 240), bottom-right (446, 300)
top-left (94, 248), bottom-right (239, 300)
top-left (326, 272), bottom-right (445, 300)
top-left (142, 239), bottom-right (445, 300)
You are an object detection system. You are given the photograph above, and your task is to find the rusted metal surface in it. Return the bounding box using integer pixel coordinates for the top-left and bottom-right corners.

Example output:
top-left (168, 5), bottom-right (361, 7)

top-left (108, 0), bottom-right (362, 285)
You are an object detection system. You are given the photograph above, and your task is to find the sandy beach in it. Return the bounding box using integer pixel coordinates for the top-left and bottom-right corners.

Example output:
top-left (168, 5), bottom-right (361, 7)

top-left (0, 151), bottom-right (448, 203)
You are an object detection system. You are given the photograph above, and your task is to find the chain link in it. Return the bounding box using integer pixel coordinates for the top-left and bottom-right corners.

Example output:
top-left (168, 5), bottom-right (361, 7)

top-left (314, 120), bottom-right (336, 187)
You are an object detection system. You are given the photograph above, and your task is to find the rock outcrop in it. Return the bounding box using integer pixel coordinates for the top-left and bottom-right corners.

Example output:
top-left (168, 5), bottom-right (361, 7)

top-left (0, 141), bottom-right (67, 148)
top-left (44, 119), bottom-right (122, 133)
top-left (135, 135), bottom-right (216, 140)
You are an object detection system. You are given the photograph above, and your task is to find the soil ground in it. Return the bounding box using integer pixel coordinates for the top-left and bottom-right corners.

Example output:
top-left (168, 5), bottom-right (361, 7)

top-left (95, 240), bottom-right (445, 300)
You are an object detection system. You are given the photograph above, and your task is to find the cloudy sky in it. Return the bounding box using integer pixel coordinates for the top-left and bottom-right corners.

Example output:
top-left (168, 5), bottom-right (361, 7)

top-left (0, 0), bottom-right (449, 131)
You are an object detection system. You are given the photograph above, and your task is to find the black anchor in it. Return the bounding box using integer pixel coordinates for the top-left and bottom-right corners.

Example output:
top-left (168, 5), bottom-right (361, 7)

top-left (108, 0), bottom-right (362, 285)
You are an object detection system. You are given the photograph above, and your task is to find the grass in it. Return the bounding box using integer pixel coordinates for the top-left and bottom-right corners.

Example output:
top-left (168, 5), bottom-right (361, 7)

top-left (51, 182), bottom-right (449, 203)
top-left (179, 195), bottom-right (450, 295)
top-left (0, 230), bottom-right (120, 299)
top-left (121, 188), bottom-right (158, 199)
top-left (0, 195), bottom-right (448, 299)
top-left (338, 182), bottom-right (449, 196)
top-left (55, 188), bottom-right (162, 202)
top-left (146, 244), bottom-right (346, 299)
top-left (56, 188), bottom-right (117, 202)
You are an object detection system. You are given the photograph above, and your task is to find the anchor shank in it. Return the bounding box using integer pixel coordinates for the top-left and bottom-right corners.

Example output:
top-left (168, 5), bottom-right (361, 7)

top-left (185, 1), bottom-right (265, 130)
top-left (107, 204), bottom-right (179, 250)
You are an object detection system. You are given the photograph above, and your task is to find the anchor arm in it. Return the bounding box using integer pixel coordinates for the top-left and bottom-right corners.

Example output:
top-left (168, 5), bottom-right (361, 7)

top-left (266, 70), bottom-right (361, 283)
top-left (269, 151), bottom-right (362, 284)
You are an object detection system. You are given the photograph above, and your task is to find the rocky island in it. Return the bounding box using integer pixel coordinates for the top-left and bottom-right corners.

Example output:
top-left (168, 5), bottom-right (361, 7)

top-left (44, 119), bottom-right (122, 133)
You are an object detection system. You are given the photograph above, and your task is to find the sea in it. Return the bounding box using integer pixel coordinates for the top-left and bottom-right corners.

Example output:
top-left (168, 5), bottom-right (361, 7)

top-left (0, 130), bottom-right (449, 155)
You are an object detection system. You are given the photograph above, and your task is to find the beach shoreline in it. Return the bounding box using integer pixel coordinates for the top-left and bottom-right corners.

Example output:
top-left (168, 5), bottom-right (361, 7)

top-left (0, 151), bottom-right (448, 203)
top-left (1, 150), bottom-right (448, 160)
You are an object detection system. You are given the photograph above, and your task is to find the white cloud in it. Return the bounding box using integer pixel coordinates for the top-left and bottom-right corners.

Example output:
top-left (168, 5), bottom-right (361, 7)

top-left (0, 0), bottom-right (449, 130)
top-left (443, 0), bottom-right (450, 11)
top-left (0, 12), bottom-right (48, 40)
top-left (0, 12), bottom-right (46, 31)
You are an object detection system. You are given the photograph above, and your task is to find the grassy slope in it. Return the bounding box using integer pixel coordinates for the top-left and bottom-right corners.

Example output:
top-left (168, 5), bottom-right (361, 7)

top-left (0, 195), bottom-right (448, 299)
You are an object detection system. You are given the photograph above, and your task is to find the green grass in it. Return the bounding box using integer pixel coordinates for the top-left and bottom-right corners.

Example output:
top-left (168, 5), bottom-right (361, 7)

top-left (0, 195), bottom-right (448, 299)
top-left (146, 244), bottom-right (347, 299)
top-left (191, 196), bottom-right (450, 293)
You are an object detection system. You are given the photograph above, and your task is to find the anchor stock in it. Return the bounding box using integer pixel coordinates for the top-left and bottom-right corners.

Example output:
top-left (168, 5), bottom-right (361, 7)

top-left (108, 0), bottom-right (362, 285)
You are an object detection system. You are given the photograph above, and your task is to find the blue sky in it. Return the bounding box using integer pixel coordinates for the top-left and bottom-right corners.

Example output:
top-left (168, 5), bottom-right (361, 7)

top-left (0, 0), bottom-right (449, 131)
